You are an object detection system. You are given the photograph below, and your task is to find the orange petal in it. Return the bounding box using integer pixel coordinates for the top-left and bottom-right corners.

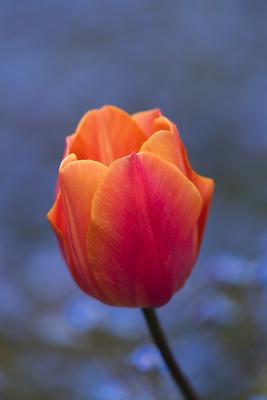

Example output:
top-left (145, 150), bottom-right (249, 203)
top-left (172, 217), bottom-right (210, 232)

top-left (88, 151), bottom-right (202, 307)
top-left (48, 154), bottom-right (95, 293)
top-left (69, 105), bottom-right (146, 165)
top-left (48, 154), bottom-right (77, 250)
top-left (189, 172), bottom-right (214, 251)
top-left (140, 130), bottom-right (187, 174)
top-left (132, 109), bottom-right (162, 137)
top-left (47, 155), bottom-right (90, 291)
top-left (142, 117), bottom-right (214, 251)
top-left (152, 115), bottom-right (177, 133)
top-left (47, 191), bottom-right (69, 260)
top-left (163, 128), bottom-right (215, 250)
top-left (59, 158), bottom-right (108, 301)
top-left (48, 189), bottom-right (95, 295)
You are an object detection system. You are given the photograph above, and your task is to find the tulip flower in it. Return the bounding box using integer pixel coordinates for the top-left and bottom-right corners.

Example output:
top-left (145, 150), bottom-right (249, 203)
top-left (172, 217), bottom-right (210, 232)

top-left (47, 106), bottom-right (214, 308)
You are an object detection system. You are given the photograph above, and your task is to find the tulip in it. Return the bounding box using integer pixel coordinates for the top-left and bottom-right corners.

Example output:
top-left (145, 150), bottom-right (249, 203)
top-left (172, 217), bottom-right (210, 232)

top-left (47, 106), bottom-right (214, 308)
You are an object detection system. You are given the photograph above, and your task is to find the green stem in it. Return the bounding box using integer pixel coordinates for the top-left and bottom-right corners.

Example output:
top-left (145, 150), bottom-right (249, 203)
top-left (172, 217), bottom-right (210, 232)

top-left (142, 308), bottom-right (200, 400)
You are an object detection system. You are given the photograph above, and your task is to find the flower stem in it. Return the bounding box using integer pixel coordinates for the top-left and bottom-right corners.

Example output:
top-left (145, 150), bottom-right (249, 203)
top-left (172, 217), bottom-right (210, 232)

top-left (142, 308), bottom-right (200, 400)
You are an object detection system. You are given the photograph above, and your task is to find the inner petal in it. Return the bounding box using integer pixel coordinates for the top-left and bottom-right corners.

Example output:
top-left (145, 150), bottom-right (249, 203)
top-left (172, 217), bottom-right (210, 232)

top-left (69, 105), bottom-right (147, 165)
top-left (132, 108), bottom-right (162, 137)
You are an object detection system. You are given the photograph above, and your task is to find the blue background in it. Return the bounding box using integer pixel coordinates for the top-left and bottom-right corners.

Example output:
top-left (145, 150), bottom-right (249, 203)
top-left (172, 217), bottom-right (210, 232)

top-left (0, 1), bottom-right (267, 399)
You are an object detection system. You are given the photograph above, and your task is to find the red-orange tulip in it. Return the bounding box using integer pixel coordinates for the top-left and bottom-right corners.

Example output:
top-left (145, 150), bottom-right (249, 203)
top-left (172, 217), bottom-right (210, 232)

top-left (47, 106), bottom-right (214, 307)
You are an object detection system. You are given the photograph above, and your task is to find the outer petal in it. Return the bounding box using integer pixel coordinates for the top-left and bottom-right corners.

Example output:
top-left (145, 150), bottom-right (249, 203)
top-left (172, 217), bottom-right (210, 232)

top-left (59, 158), bottom-right (108, 301)
top-left (88, 151), bottom-right (202, 307)
top-left (143, 117), bottom-right (214, 250)
top-left (132, 108), bottom-right (162, 137)
top-left (47, 155), bottom-right (91, 292)
top-left (47, 191), bottom-right (69, 260)
top-left (140, 130), bottom-right (188, 174)
top-left (164, 123), bottom-right (214, 250)
top-left (47, 154), bottom-right (77, 258)
top-left (188, 171), bottom-right (214, 251)
top-left (69, 105), bottom-right (146, 165)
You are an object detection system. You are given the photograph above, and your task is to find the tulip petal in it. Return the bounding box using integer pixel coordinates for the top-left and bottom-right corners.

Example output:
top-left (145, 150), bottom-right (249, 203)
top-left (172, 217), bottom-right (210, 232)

top-left (188, 172), bottom-right (214, 251)
top-left (48, 155), bottom-right (98, 294)
top-left (58, 158), bottom-right (108, 301)
top-left (48, 154), bottom-right (77, 254)
top-left (47, 191), bottom-right (69, 259)
top-left (47, 154), bottom-right (93, 293)
top-left (141, 119), bottom-right (214, 251)
top-left (132, 109), bottom-right (162, 137)
top-left (170, 135), bottom-right (214, 248)
top-left (89, 151), bottom-right (202, 307)
top-left (69, 105), bottom-right (146, 165)
top-left (152, 115), bottom-right (177, 133)
top-left (141, 130), bottom-right (187, 173)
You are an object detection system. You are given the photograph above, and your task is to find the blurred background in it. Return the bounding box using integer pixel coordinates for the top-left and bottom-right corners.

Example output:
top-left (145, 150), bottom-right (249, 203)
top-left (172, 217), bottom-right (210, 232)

top-left (0, 1), bottom-right (267, 399)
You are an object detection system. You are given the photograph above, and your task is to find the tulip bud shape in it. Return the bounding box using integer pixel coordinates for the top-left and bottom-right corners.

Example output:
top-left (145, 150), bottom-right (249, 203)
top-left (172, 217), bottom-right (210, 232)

top-left (48, 106), bottom-right (214, 307)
